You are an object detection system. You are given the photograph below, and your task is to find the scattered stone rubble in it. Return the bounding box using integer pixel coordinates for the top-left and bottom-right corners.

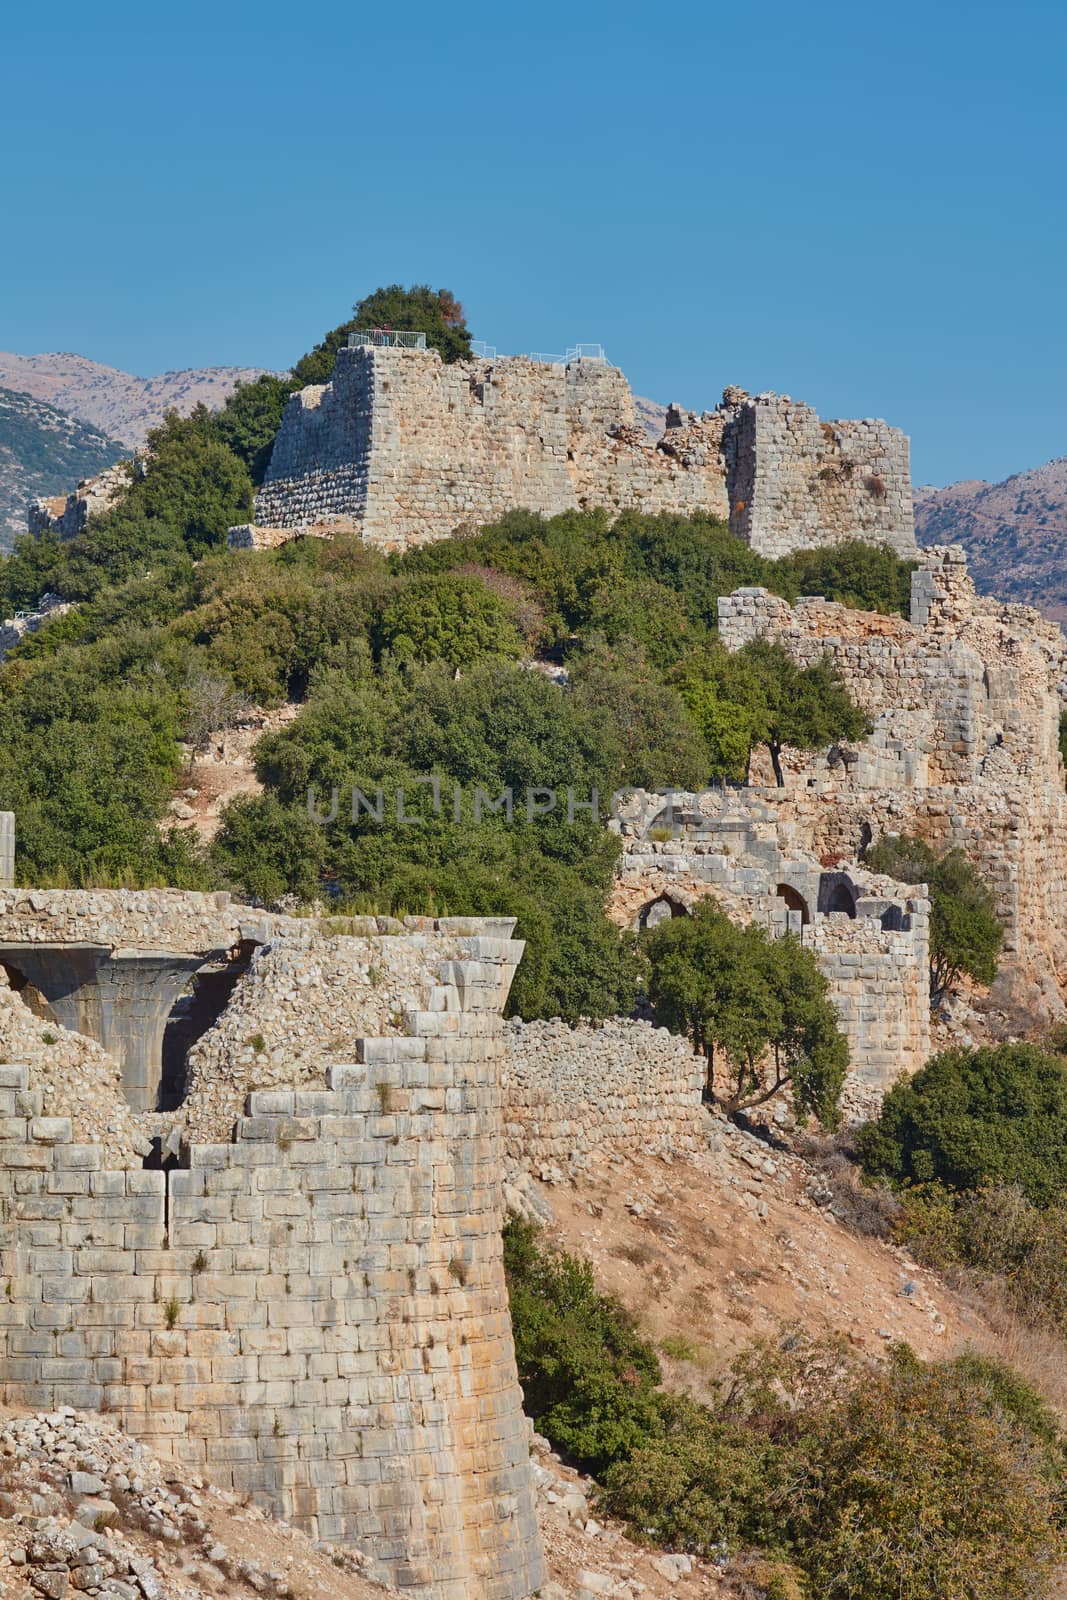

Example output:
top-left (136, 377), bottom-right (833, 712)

top-left (0, 1407), bottom-right (388, 1600)
top-left (0, 973), bottom-right (147, 1164)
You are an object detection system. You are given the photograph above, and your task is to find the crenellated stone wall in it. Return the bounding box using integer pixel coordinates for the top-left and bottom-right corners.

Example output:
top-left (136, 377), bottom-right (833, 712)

top-left (245, 349), bottom-right (915, 559)
top-left (0, 921), bottom-right (547, 1600)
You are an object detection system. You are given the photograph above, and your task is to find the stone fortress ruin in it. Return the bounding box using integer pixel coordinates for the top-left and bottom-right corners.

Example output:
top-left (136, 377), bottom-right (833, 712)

top-left (7, 336), bottom-right (1067, 1600)
top-left (229, 339), bottom-right (916, 559)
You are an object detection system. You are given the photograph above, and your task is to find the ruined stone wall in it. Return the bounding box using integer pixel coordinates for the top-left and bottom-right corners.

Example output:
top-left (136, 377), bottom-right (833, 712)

top-left (610, 818), bottom-right (931, 1093)
top-left (0, 594), bottom-right (73, 663)
top-left (0, 923), bottom-right (546, 1600)
top-left (723, 393), bottom-right (914, 558)
top-left (501, 1018), bottom-right (705, 1176)
top-left (27, 463), bottom-right (130, 540)
top-left (717, 549), bottom-right (1067, 1018)
top-left (249, 351), bottom-right (913, 558)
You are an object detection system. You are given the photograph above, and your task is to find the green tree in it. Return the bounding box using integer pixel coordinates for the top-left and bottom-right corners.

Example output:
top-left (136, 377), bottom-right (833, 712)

top-left (770, 539), bottom-right (916, 617)
top-left (739, 638), bottom-right (870, 786)
top-left (376, 574), bottom-right (523, 668)
top-left (644, 900), bottom-right (847, 1124)
top-left (568, 639), bottom-right (710, 791)
top-left (210, 793), bottom-right (327, 905)
top-left (291, 284), bottom-right (473, 387)
top-left (857, 1043), bottom-right (1067, 1205)
top-left (671, 643), bottom-right (770, 781)
top-left (865, 832), bottom-right (1002, 1002)
top-left (210, 374), bottom-right (292, 484)
top-left (503, 1217), bottom-right (665, 1476)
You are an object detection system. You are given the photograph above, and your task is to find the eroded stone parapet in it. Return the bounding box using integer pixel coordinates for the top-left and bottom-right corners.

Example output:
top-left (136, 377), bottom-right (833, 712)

top-left (27, 462), bottom-right (130, 540)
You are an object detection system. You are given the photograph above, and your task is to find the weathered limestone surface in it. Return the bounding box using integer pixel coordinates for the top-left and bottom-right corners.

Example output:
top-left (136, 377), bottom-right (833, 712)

top-left (502, 1018), bottom-right (705, 1175)
top-left (0, 920), bottom-right (547, 1600)
top-left (717, 546), bottom-right (1067, 1020)
top-left (0, 890), bottom-right (282, 1114)
top-left (247, 350), bottom-right (915, 559)
top-left (28, 462), bottom-right (130, 540)
top-left (0, 813), bottom-right (12, 888)
top-left (609, 800), bottom-right (931, 1093)
top-left (723, 392), bottom-right (914, 558)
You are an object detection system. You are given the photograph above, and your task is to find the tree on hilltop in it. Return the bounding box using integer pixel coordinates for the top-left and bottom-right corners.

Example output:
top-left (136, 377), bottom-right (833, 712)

top-left (291, 284), bottom-right (473, 387)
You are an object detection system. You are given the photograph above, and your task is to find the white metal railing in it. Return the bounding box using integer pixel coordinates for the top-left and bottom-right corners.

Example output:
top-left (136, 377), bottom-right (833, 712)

top-left (524, 343), bottom-right (607, 367)
top-left (348, 330), bottom-right (428, 350)
top-left (470, 340), bottom-right (497, 360)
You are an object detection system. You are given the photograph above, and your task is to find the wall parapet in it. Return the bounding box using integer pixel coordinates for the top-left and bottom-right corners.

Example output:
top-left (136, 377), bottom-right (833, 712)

top-left (502, 1018), bottom-right (705, 1176)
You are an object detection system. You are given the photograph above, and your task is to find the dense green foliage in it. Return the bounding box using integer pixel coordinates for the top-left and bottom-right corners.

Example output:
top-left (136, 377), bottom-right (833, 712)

top-left (857, 1043), bottom-right (1067, 1204)
top-left (290, 284), bottom-right (472, 389)
top-left (504, 1218), bottom-right (1066, 1598)
top-left (865, 832), bottom-right (1002, 1001)
top-left (503, 1216), bottom-right (663, 1474)
top-left (0, 288), bottom-right (914, 1019)
top-left (672, 637), bottom-right (870, 784)
top-left (644, 899), bottom-right (848, 1123)
top-left (0, 407), bottom-right (253, 612)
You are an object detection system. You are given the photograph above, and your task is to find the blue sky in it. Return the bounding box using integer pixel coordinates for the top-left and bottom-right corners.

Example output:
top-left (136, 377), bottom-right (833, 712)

top-left (2, 0), bottom-right (1065, 485)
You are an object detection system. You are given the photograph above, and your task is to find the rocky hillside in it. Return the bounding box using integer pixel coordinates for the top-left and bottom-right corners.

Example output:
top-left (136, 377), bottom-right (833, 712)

top-left (0, 387), bottom-right (124, 550)
top-left (0, 350), bottom-right (278, 449)
top-left (915, 457), bottom-right (1067, 624)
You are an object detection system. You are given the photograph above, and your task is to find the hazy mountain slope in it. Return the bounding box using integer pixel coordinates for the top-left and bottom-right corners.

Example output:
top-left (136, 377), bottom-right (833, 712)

top-left (0, 350), bottom-right (278, 449)
top-left (0, 387), bottom-right (125, 550)
top-left (915, 457), bottom-right (1067, 624)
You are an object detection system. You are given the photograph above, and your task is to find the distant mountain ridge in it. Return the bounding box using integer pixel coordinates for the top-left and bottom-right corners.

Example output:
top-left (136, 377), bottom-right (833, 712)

top-left (915, 456), bottom-right (1067, 625)
top-left (0, 388), bottom-right (125, 550)
top-left (0, 351), bottom-right (279, 449)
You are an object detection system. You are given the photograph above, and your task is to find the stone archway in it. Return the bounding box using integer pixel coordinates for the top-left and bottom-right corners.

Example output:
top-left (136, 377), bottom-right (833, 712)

top-left (638, 896), bottom-right (689, 932)
top-left (825, 882), bottom-right (857, 918)
top-left (775, 883), bottom-right (811, 926)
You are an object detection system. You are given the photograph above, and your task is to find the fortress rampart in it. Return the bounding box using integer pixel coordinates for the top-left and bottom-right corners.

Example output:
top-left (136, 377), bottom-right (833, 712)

top-left (713, 547), bottom-right (1067, 1020)
top-left (0, 918), bottom-right (547, 1600)
top-left (240, 347), bottom-right (915, 559)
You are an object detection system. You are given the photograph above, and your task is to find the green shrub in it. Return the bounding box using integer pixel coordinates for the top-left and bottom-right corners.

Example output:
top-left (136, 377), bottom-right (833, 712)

top-left (899, 1182), bottom-right (1067, 1334)
top-left (506, 1221), bottom-right (1065, 1598)
top-left (502, 1217), bottom-right (663, 1475)
top-left (857, 1044), bottom-right (1067, 1204)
